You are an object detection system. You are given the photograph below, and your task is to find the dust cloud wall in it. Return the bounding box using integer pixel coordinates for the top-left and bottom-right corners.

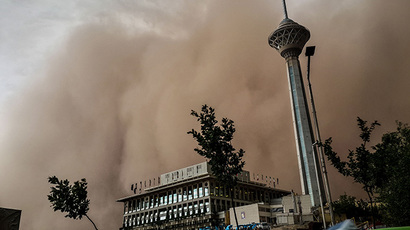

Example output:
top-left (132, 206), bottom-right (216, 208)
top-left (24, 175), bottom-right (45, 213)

top-left (1, 1), bottom-right (410, 229)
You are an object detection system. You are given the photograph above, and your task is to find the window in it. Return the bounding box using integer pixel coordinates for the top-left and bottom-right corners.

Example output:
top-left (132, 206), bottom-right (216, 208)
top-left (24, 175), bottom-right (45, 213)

top-left (194, 187), bottom-right (198, 199)
top-left (205, 184), bottom-right (209, 196)
top-left (178, 206), bottom-right (183, 217)
top-left (160, 210), bottom-right (167, 221)
top-left (183, 188), bottom-right (188, 201)
top-left (194, 203), bottom-right (199, 214)
top-left (173, 191), bottom-right (177, 204)
top-left (199, 184), bottom-right (203, 197)
top-left (200, 202), bottom-right (204, 213)
top-left (188, 186), bottom-right (193, 200)
top-left (184, 205), bottom-right (188, 216)
top-left (168, 193), bottom-right (173, 204)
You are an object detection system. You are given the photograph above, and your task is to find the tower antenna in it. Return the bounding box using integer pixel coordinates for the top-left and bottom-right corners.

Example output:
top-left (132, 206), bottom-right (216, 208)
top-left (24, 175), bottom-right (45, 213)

top-left (282, 0), bottom-right (289, 19)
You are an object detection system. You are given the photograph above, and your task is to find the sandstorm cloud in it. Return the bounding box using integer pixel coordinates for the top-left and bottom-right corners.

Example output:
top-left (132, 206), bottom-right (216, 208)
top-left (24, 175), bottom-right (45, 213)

top-left (1, 1), bottom-right (410, 229)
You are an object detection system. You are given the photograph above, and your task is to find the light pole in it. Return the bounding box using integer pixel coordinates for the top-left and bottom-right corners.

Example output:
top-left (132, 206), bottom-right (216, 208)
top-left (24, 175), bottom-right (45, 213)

top-left (305, 46), bottom-right (335, 226)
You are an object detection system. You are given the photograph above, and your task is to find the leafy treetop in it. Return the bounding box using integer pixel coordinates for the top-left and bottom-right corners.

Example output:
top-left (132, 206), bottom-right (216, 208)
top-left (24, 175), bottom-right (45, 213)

top-left (187, 104), bottom-right (245, 189)
top-left (48, 176), bottom-right (98, 230)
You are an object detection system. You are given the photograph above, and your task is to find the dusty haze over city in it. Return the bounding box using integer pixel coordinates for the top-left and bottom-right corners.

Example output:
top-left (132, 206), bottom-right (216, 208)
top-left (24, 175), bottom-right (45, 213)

top-left (1, 0), bottom-right (410, 229)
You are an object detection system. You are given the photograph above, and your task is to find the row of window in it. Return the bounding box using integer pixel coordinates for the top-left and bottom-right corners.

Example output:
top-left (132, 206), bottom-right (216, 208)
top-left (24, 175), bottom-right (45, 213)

top-left (124, 180), bottom-right (285, 215)
top-left (210, 182), bottom-right (279, 203)
top-left (125, 183), bottom-right (210, 213)
top-left (124, 200), bottom-right (211, 227)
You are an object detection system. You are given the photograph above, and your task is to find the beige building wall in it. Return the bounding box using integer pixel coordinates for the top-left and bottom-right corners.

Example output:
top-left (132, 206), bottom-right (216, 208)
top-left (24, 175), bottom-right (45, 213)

top-left (229, 203), bottom-right (260, 227)
top-left (282, 194), bottom-right (311, 214)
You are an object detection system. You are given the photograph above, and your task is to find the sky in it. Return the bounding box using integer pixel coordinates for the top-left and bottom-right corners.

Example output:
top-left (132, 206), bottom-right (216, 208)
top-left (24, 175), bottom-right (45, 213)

top-left (1, 0), bottom-right (410, 229)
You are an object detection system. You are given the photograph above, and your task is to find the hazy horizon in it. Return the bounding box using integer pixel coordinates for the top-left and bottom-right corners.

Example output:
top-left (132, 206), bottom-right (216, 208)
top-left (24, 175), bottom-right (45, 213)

top-left (1, 1), bottom-right (410, 229)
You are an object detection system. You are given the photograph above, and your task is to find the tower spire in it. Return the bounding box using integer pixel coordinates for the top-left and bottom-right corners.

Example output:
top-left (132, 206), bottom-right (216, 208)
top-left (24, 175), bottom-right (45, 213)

top-left (282, 0), bottom-right (289, 19)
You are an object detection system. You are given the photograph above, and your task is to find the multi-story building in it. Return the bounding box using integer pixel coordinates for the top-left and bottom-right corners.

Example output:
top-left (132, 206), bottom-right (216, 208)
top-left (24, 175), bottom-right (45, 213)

top-left (117, 162), bottom-right (290, 230)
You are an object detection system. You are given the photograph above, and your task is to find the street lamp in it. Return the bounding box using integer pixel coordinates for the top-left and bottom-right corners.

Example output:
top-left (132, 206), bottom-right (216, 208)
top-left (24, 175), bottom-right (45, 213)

top-left (305, 46), bottom-right (335, 226)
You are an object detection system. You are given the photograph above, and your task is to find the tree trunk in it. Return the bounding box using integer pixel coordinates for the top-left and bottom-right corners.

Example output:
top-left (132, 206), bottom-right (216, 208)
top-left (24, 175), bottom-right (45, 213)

top-left (366, 190), bottom-right (376, 229)
top-left (230, 188), bottom-right (239, 229)
top-left (85, 214), bottom-right (98, 230)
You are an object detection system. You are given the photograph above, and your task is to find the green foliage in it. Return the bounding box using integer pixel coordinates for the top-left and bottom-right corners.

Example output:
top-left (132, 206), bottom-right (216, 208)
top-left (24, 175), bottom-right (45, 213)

top-left (48, 176), bottom-right (98, 230)
top-left (374, 122), bottom-right (410, 226)
top-left (187, 104), bottom-right (245, 188)
top-left (322, 117), bottom-right (380, 226)
top-left (323, 118), bottom-right (410, 227)
top-left (332, 194), bottom-right (371, 222)
top-left (322, 118), bottom-right (380, 201)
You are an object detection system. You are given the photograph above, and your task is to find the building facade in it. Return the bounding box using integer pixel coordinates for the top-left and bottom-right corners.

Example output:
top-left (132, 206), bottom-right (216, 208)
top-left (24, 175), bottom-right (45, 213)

top-left (118, 162), bottom-right (290, 230)
top-left (229, 194), bottom-right (314, 227)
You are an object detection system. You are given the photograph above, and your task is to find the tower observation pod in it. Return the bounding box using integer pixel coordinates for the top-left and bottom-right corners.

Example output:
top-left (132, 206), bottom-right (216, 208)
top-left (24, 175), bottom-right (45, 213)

top-left (268, 1), bottom-right (325, 207)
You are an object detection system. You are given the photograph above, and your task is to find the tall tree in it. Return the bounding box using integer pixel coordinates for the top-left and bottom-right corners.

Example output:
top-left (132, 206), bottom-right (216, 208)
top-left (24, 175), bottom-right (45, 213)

top-left (47, 176), bottom-right (98, 230)
top-left (321, 117), bottom-right (380, 227)
top-left (373, 122), bottom-right (410, 226)
top-left (188, 104), bottom-right (245, 228)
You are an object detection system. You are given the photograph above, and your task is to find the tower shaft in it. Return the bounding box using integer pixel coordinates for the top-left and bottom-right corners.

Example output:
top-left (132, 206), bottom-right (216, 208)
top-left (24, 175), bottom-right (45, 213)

top-left (285, 53), bottom-right (324, 207)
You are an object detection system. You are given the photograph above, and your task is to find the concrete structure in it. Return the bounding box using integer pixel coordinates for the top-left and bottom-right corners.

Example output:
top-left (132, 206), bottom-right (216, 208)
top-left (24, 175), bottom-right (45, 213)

top-left (268, 1), bottom-right (325, 207)
top-left (278, 194), bottom-right (314, 224)
top-left (117, 162), bottom-right (290, 230)
top-left (0, 207), bottom-right (21, 230)
top-left (228, 193), bottom-right (314, 227)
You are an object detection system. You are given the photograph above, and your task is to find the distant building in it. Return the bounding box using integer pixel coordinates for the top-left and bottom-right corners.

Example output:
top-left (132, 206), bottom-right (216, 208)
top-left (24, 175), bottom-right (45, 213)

top-left (230, 194), bottom-right (314, 227)
top-left (117, 162), bottom-right (291, 230)
top-left (0, 207), bottom-right (21, 230)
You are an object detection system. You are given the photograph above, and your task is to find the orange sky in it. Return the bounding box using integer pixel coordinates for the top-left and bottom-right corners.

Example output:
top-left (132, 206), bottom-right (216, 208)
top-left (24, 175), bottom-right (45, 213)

top-left (1, 1), bottom-right (410, 229)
